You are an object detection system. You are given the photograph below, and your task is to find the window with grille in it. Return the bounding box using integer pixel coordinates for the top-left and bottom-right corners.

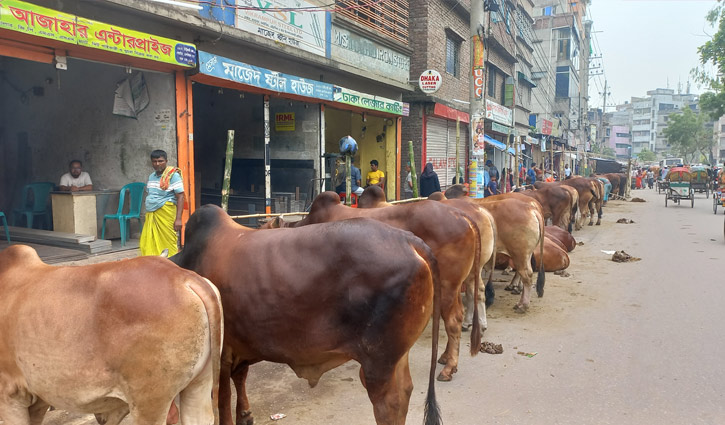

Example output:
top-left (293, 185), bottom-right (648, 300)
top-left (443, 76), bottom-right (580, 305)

top-left (446, 35), bottom-right (460, 77)
top-left (335, 0), bottom-right (409, 44)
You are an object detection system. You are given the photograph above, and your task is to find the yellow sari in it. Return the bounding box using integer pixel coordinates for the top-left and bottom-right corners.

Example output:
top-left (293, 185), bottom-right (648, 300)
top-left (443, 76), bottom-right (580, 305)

top-left (139, 202), bottom-right (178, 256)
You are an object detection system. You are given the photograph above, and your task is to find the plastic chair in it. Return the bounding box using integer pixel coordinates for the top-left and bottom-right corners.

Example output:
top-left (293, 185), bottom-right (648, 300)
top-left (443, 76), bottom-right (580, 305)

top-left (0, 212), bottom-right (9, 242)
top-left (102, 182), bottom-right (146, 246)
top-left (339, 192), bottom-right (359, 208)
top-left (12, 182), bottom-right (55, 229)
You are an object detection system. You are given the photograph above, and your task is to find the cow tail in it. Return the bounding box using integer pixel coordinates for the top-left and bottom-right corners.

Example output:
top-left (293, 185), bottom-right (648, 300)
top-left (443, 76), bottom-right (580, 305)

top-left (570, 198), bottom-right (578, 233)
top-left (188, 277), bottom-right (224, 425)
top-left (535, 211), bottom-right (546, 298)
top-left (417, 241), bottom-right (443, 425)
top-left (484, 217), bottom-right (497, 308)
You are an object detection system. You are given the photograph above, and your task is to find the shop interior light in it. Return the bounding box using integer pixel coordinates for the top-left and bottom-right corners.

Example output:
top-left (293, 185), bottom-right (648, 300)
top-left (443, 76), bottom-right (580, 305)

top-left (148, 0), bottom-right (203, 10)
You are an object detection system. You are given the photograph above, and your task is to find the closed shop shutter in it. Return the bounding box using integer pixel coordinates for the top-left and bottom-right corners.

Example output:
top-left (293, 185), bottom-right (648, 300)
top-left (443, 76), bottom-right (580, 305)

top-left (427, 117), bottom-right (469, 190)
top-left (446, 122), bottom-right (468, 188)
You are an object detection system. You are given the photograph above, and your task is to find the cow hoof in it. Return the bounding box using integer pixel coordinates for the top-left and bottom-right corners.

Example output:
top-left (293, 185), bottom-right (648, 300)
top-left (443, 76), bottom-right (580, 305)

top-left (511, 287), bottom-right (521, 295)
top-left (437, 355), bottom-right (449, 365)
top-left (437, 372), bottom-right (452, 382)
top-left (504, 284), bottom-right (514, 291)
top-left (596, 222), bottom-right (601, 226)
top-left (513, 304), bottom-right (528, 313)
top-left (461, 324), bottom-right (471, 332)
top-left (588, 222), bottom-right (593, 226)
top-left (237, 410), bottom-right (254, 425)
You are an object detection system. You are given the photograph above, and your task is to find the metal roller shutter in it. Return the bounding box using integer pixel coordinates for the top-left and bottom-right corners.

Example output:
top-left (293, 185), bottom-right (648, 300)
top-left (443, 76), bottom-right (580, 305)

top-left (446, 122), bottom-right (468, 189)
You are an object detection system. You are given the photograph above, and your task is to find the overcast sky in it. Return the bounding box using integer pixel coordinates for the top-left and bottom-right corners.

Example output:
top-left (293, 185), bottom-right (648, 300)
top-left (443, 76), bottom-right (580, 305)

top-left (587, 0), bottom-right (717, 111)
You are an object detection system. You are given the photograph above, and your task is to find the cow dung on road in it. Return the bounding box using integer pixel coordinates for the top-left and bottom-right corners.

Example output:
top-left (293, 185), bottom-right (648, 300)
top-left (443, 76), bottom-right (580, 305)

top-left (480, 342), bottom-right (504, 354)
top-left (616, 218), bottom-right (635, 224)
top-left (630, 197), bottom-right (646, 202)
top-left (612, 250), bottom-right (641, 262)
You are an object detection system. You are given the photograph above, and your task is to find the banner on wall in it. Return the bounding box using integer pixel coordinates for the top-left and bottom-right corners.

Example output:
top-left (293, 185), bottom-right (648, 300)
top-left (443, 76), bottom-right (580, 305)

top-left (198, 51), bottom-right (334, 101)
top-left (275, 112), bottom-right (295, 131)
top-left (0, 0), bottom-right (197, 67)
top-left (333, 86), bottom-right (409, 116)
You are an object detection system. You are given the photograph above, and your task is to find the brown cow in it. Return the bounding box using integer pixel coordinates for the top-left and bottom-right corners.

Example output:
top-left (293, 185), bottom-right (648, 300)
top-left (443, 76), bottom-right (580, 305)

top-left (545, 225), bottom-right (577, 252)
top-left (601, 173), bottom-right (623, 199)
top-left (362, 187), bottom-right (497, 332)
top-left (269, 191), bottom-right (487, 382)
top-left (539, 178), bottom-right (601, 228)
top-left (173, 205), bottom-right (447, 425)
top-left (0, 245), bottom-right (223, 425)
top-left (444, 191), bottom-right (546, 313)
top-left (497, 235), bottom-right (569, 272)
top-left (518, 183), bottom-right (577, 232)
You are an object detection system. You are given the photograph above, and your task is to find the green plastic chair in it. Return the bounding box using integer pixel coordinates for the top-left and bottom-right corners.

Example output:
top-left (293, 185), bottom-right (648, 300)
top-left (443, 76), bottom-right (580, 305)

top-left (12, 182), bottom-right (55, 229)
top-left (0, 212), bottom-right (9, 242)
top-left (102, 182), bottom-right (146, 246)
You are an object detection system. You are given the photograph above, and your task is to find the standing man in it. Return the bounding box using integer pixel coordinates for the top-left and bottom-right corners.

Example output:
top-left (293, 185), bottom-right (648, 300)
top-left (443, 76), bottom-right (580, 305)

top-left (366, 159), bottom-right (385, 189)
top-left (485, 160), bottom-right (499, 181)
top-left (140, 149), bottom-right (185, 256)
top-left (564, 164), bottom-right (572, 179)
top-left (335, 157), bottom-right (364, 196)
top-left (59, 160), bottom-right (93, 192)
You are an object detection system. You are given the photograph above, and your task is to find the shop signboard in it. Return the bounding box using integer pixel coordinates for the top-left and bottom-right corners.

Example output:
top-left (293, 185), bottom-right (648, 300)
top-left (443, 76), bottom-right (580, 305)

top-left (491, 122), bottom-right (510, 135)
top-left (418, 69), bottom-right (442, 94)
top-left (331, 25), bottom-right (410, 84)
top-left (0, 0), bottom-right (197, 67)
top-left (485, 99), bottom-right (513, 126)
top-left (199, 51), bottom-right (334, 101)
top-left (275, 112), bottom-right (295, 131)
top-left (333, 86), bottom-right (409, 116)
top-left (541, 118), bottom-right (553, 135)
top-left (235, 0), bottom-right (327, 57)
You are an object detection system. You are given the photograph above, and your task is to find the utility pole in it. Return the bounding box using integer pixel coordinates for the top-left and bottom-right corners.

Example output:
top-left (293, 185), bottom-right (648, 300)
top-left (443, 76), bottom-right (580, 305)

top-left (599, 79), bottom-right (608, 153)
top-left (469, 0), bottom-right (486, 198)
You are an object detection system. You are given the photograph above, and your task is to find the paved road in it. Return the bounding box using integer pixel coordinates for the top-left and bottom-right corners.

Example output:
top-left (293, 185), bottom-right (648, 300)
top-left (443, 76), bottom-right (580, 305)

top-left (39, 186), bottom-right (725, 425)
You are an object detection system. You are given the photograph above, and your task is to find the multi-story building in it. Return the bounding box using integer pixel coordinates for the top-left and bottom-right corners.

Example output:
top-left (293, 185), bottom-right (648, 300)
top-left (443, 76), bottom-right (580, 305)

top-left (716, 116), bottom-right (725, 165)
top-left (529, 0), bottom-right (590, 171)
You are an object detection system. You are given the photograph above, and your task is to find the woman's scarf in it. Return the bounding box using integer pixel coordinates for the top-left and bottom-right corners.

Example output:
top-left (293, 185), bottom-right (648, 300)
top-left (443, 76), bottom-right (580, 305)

top-left (421, 163), bottom-right (436, 178)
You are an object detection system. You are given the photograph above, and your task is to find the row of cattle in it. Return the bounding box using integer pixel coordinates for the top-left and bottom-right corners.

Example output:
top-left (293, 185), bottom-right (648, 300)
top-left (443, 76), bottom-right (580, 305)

top-left (0, 173), bottom-right (624, 425)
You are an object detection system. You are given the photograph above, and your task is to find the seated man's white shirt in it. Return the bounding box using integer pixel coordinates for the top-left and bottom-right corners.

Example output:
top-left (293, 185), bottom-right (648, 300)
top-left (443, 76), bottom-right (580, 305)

top-left (60, 171), bottom-right (92, 188)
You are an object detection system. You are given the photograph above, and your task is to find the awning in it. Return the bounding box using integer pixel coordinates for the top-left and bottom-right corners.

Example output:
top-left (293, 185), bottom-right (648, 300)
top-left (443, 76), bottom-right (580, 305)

top-left (485, 134), bottom-right (515, 155)
top-left (518, 71), bottom-right (537, 88)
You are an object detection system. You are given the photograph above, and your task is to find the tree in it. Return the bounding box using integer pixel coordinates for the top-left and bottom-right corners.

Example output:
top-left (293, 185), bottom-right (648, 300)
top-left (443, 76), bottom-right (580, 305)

top-left (694, 3), bottom-right (725, 120)
top-left (662, 107), bottom-right (712, 163)
top-left (637, 149), bottom-right (657, 162)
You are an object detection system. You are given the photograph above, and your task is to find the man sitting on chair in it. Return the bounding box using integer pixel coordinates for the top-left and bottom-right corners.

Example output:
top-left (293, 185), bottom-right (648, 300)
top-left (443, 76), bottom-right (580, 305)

top-left (59, 160), bottom-right (93, 192)
top-left (335, 158), bottom-right (364, 196)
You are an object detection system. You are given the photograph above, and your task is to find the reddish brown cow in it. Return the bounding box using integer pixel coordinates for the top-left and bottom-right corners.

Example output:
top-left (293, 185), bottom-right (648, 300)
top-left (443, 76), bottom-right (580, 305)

top-left (519, 183), bottom-right (577, 232)
top-left (545, 225), bottom-right (577, 252)
top-left (601, 173), bottom-right (623, 199)
top-left (0, 246), bottom-right (223, 425)
top-left (269, 191), bottom-right (485, 382)
top-left (496, 235), bottom-right (569, 272)
top-left (363, 187), bottom-right (497, 332)
top-left (444, 191), bottom-right (546, 312)
top-left (173, 205), bottom-right (446, 425)
top-left (551, 177), bottom-right (601, 228)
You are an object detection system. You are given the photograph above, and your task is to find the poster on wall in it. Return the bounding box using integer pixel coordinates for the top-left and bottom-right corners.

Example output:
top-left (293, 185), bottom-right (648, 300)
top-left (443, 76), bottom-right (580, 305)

top-left (113, 71), bottom-right (149, 119)
top-left (275, 112), bottom-right (295, 131)
top-left (471, 116), bottom-right (485, 157)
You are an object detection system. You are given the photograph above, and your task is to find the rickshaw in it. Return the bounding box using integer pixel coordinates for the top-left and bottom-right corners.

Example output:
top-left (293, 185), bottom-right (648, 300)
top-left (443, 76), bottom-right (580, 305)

top-left (714, 169), bottom-right (725, 214)
top-left (664, 166), bottom-right (693, 208)
top-left (690, 166), bottom-right (710, 198)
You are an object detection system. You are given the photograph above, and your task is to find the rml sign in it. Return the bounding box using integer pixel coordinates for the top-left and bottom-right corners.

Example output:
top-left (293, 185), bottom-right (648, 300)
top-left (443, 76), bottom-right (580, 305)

top-left (473, 68), bottom-right (484, 99)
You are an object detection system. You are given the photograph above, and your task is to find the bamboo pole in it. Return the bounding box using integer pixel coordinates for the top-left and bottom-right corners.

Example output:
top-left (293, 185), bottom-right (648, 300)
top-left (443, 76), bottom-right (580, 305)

top-left (221, 129), bottom-right (235, 212)
top-left (455, 118), bottom-right (460, 184)
top-left (345, 154), bottom-right (352, 206)
top-left (409, 141), bottom-right (419, 198)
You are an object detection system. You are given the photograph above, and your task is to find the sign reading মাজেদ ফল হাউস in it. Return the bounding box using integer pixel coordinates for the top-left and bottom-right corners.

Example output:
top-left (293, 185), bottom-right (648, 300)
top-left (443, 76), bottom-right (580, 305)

top-left (418, 70), bottom-right (442, 94)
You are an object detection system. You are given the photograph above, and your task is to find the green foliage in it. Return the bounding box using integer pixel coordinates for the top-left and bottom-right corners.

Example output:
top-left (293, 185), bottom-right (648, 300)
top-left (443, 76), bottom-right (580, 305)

top-left (694, 3), bottom-right (725, 119)
top-left (637, 149), bottom-right (657, 162)
top-left (662, 108), bottom-right (713, 163)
